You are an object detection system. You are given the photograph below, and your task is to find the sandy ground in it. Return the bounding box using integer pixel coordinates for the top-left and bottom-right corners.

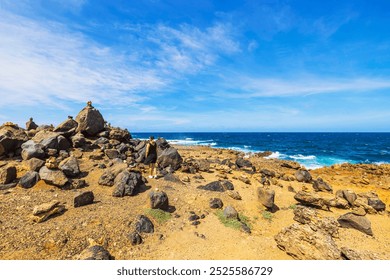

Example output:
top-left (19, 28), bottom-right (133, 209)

top-left (1, 145), bottom-right (389, 260)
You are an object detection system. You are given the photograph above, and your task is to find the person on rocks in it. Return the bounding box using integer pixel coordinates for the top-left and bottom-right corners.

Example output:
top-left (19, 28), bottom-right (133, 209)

top-left (144, 136), bottom-right (158, 179)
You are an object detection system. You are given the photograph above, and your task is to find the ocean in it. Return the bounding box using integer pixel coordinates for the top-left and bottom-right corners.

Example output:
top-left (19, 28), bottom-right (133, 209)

top-left (132, 132), bottom-right (390, 169)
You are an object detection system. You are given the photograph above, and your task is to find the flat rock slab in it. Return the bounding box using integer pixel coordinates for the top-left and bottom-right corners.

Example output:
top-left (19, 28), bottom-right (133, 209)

top-left (31, 200), bottom-right (66, 223)
top-left (39, 166), bottom-right (68, 187)
top-left (337, 212), bottom-right (373, 236)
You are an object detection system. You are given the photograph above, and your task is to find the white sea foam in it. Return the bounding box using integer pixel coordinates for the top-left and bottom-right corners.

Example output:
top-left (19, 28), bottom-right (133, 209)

top-left (265, 151), bottom-right (286, 159)
top-left (167, 139), bottom-right (215, 146)
top-left (289, 154), bottom-right (317, 160)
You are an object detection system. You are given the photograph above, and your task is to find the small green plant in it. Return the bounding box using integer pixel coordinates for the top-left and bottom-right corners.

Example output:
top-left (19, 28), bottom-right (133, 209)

top-left (262, 210), bottom-right (273, 221)
top-left (144, 209), bottom-right (171, 224)
top-left (215, 210), bottom-right (251, 230)
top-left (288, 204), bottom-right (297, 210)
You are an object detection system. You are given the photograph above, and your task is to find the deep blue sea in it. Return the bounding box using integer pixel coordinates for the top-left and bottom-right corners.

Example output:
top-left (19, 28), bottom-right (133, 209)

top-left (132, 132), bottom-right (390, 169)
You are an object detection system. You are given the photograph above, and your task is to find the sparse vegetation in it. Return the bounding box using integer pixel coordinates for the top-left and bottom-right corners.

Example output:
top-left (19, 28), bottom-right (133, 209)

top-left (144, 209), bottom-right (171, 224)
top-left (262, 210), bottom-right (273, 221)
top-left (289, 204), bottom-right (297, 210)
top-left (215, 210), bottom-right (251, 230)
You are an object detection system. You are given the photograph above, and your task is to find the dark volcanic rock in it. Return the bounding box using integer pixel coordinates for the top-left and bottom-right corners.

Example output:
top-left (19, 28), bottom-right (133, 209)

top-left (149, 191), bottom-right (169, 210)
top-left (257, 187), bottom-right (275, 209)
top-left (295, 170), bottom-right (312, 183)
top-left (312, 178), bottom-right (333, 193)
top-left (338, 212), bottom-right (373, 236)
top-left (57, 135), bottom-right (71, 150)
top-left (71, 133), bottom-right (87, 148)
top-left (134, 215), bottom-right (154, 233)
top-left (0, 165), bottom-right (17, 184)
top-left (360, 191), bottom-right (386, 212)
top-left (59, 156), bottom-right (80, 177)
top-left (98, 163), bottom-right (127, 186)
top-left (198, 181), bottom-right (224, 192)
top-left (260, 169), bottom-right (276, 177)
top-left (157, 147), bottom-right (183, 171)
top-left (21, 140), bottom-right (45, 160)
top-left (75, 103), bottom-right (105, 136)
top-left (209, 198), bottom-right (223, 209)
top-left (112, 170), bottom-right (143, 197)
top-left (19, 171), bottom-right (40, 189)
top-left (0, 123), bottom-right (28, 156)
top-left (74, 191), bottom-right (94, 207)
top-left (105, 149), bottom-right (120, 159)
top-left (236, 157), bottom-right (252, 168)
top-left (26, 118), bottom-right (38, 131)
top-left (220, 180), bottom-right (234, 190)
top-left (128, 232), bottom-right (142, 245)
top-left (78, 245), bottom-right (113, 260)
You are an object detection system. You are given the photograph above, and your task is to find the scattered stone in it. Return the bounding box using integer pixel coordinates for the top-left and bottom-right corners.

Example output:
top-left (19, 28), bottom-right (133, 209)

top-left (241, 223), bottom-right (251, 234)
top-left (260, 169), bottom-right (276, 177)
top-left (45, 157), bottom-right (58, 169)
top-left (360, 191), bottom-right (386, 212)
top-left (338, 189), bottom-right (357, 205)
top-left (0, 182), bottom-right (17, 190)
top-left (75, 102), bottom-right (105, 136)
top-left (134, 215), bottom-right (154, 233)
top-left (77, 245), bottom-right (113, 260)
top-left (21, 140), bottom-right (45, 160)
top-left (54, 116), bottom-right (78, 136)
top-left (59, 156), bottom-right (80, 177)
top-left (0, 123), bottom-right (28, 155)
top-left (71, 179), bottom-right (87, 189)
top-left (98, 163), bottom-right (127, 186)
top-left (352, 206), bottom-right (367, 216)
top-left (74, 191), bottom-right (94, 207)
top-left (71, 133), bottom-right (87, 148)
top-left (236, 158), bottom-right (252, 168)
top-left (295, 170), bottom-right (312, 183)
top-left (112, 170), bottom-right (143, 197)
top-left (149, 191), bottom-right (169, 210)
top-left (191, 221), bottom-right (200, 226)
top-left (19, 171), bottom-right (40, 189)
top-left (328, 197), bottom-right (350, 209)
top-left (220, 180), bottom-right (234, 190)
top-left (26, 158), bottom-right (45, 172)
top-left (294, 191), bottom-right (330, 210)
top-left (163, 173), bottom-right (184, 184)
top-left (338, 213), bottom-right (373, 236)
top-left (105, 149), bottom-right (120, 159)
top-left (57, 135), bottom-right (71, 151)
top-left (209, 198), bottom-right (223, 209)
top-left (0, 165), bottom-right (17, 184)
top-left (312, 178), bottom-right (333, 193)
top-left (39, 166), bottom-right (68, 187)
top-left (257, 187), bottom-right (275, 209)
top-left (181, 175), bottom-right (190, 183)
top-left (188, 214), bottom-right (200, 221)
top-left (239, 174), bottom-right (251, 184)
top-left (288, 186), bottom-right (296, 193)
top-left (223, 205), bottom-right (238, 219)
top-left (340, 247), bottom-right (379, 260)
top-left (128, 232), bottom-right (142, 245)
top-left (157, 147), bottom-right (183, 171)
top-left (198, 181), bottom-right (224, 192)
top-left (109, 127), bottom-right (132, 142)
top-left (281, 162), bottom-right (300, 169)
top-left (31, 200), bottom-right (66, 223)
top-left (227, 190), bottom-right (242, 200)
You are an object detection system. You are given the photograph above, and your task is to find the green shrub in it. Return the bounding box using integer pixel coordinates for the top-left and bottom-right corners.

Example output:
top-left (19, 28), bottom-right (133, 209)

top-left (215, 210), bottom-right (251, 230)
top-left (144, 208), bottom-right (171, 224)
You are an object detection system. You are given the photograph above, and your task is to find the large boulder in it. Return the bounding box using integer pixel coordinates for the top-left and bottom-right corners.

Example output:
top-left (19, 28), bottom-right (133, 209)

top-left (59, 156), bottom-right (80, 177)
top-left (74, 191), bottom-right (94, 207)
top-left (26, 118), bottom-right (38, 131)
top-left (0, 123), bottom-right (28, 156)
top-left (71, 133), bottom-right (87, 148)
top-left (98, 163), bottom-right (127, 186)
top-left (54, 116), bottom-right (78, 136)
top-left (25, 158), bottom-right (45, 172)
top-left (109, 127), bottom-right (131, 142)
top-left (257, 187), bottom-right (275, 209)
top-left (294, 191), bottom-right (330, 210)
top-left (75, 103), bottom-right (105, 136)
top-left (236, 157), bottom-right (252, 168)
top-left (312, 178), bottom-right (333, 193)
top-left (32, 130), bottom-right (60, 150)
top-left (198, 181), bottom-right (225, 192)
top-left (149, 191), bottom-right (169, 210)
top-left (358, 191), bottom-right (386, 212)
top-left (295, 169), bottom-right (312, 183)
top-left (112, 170), bottom-right (143, 197)
top-left (134, 215), bottom-right (154, 233)
top-left (19, 171), bottom-right (40, 189)
top-left (39, 166), bottom-right (68, 187)
top-left (0, 165), bottom-right (17, 184)
top-left (337, 212), bottom-right (373, 236)
top-left (157, 147), bottom-right (182, 171)
top-left (21, 140), bottom-right (45, 160)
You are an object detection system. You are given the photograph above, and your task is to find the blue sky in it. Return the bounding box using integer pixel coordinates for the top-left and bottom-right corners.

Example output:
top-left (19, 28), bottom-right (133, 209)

top-left (1, 0), bottom-right (390, 132)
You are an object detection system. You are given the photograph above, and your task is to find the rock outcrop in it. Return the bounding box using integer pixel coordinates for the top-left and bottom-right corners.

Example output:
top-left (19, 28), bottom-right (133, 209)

top-left (75, 102), bottom-right (105, 136)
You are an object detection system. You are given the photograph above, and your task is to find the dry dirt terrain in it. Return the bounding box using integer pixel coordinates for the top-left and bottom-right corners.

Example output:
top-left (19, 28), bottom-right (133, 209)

top-left (1, 144), bottom-right (390, 260)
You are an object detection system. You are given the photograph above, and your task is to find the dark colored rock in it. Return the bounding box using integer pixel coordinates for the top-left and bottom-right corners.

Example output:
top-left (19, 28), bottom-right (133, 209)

top-left (0, 123), bottom-right (28, 155)
top-left (94, 137), bottom-right (109, 145)
top-left (59, 156), bottom-right (80, 177)
top-left (288, 186), bottom-right (296, 193)
top-left (295, 170), bottom-right (312, 183)
top-left (191, 221), bottom-right (200, 226)
top-left (54, 116), bottom-right (78, 136)
top-left (134, 215), bottom-right (154, 233)
top-left (71, 179), bottom-right (87, 189)
top-left (223, 205), bottom-right (238, 219)
top-left (312, 178), bottom-right (333, 193)
top-left (149, 191), bottom-right (169, 210)
top-left (74, 191), bottom-right (94, 207)
top-left (105, 149), bottom-right (120, 159)
top-left (157, 147), bottom-right (183, 171)
top-left (189, 214), bottom-right (200, 221)
top-left (0, 165), bottom-right (17, 184)
top-left (236, 157), bottom-right (252, 168)
top-left (112, 170), bottom-right (143, 197)
top-left (98, 163), bottom-right (127, 186)
top-left (260, 169), bottom-right (276, 177)
top-left (109, 128), bottom-right (131, 142)
top-left (241, 223), bottom-right (251, 234)
top-left (221, 180), bottom-right (234, 190)
top-left (338, 212), bottom-right (373, 236)
top-left (26, 118), bottom-right (38, 131)
top-left (79, 245), bottom-right (113, 260)
top-left (21, 140), bottom-right (45, 160)
top-left (257, 187), bottom-right (275, 208)
top-left (71, 133), bottom-right (87, 148)
top-left (57, 135), bottom-right (71, 150)
top-left (360, 192), bottom-right (386, 212)
top-left (198, 181), bottom-right (224, 192)
top-left (209, 198), bottom-right (223, 209)
top-left (337, 189), bottom-right (357, 205)
top-left (128, 232), bottom-right (142, 245)
top-left (19, 171), bottom-right (40, 189)
top-left (156, 137), bottom-right (170, 151)
top-left (163, 173), bottom-right (184, 184)
top-left (75, 103), bottom-right (105, 136)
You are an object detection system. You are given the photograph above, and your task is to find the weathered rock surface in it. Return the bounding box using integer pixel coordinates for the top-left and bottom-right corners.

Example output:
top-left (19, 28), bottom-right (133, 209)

top-left (128, 232), bottom-right (142, 246)
top-left (312, 178), bottom-right (333, 193)
top-left (21, 140), bottom-right (45, 160)
top-left (198, 181), bottom-right (225, 192)
top-left (0, 123), bottom-right (28, 155)
top-left (54, 116), bottom-right (78, 136)
top-left (149, 191), bottom-right (169, 210)
top-left (257, 187), bottom-right (275, 209)
top-left (109, 127), bottom-right (131, 142)
top-left (74, 191), bottom-right (94, 207)
top-left (134, 215), bottom-right (154, 233)
top-left (112, 170), bottom-right (143, 197)
top-left (19, 171), bottom-right (40, 189)
top-left (75, 103), bottom-right (105, 136)
top-left (209, 198), bottom-right (223, 209)
top-left (39, 166), bottom-right (68, 187)
top-left (294, 191), bottom-right (330, 210)
top-left (157, 147), bottom-right (183, 171)
top-left (59, 156), bottom-right (80, 177)
top-left (236, 157), bottom-right (252, 168)
top-left (71, 133), bottom-right (87, 148)
top-left (223, 205), bottom-right (238, 219)
top-left (98, 163), bottom-right (127, 186)
top-left (337, 212), bottom-right (373, 236)
top-left (25, 158), bottom-right (45, 171)
top-left (0, 165), bottom-right (17, 184)
top-left (340, 247), bottom-right (379, 260)
top-left (26, 118), bottom-right (38, 131)
top-left (31, 200), bottom-right (66, 223)
top-left (77, 245), bottom-right (113, 260)
top-left (295, 170), bottom-right (312, 183)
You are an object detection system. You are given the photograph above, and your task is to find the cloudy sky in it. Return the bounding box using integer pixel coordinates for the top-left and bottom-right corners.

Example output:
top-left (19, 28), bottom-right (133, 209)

top-left (1, 0), bottom-right (390, 132)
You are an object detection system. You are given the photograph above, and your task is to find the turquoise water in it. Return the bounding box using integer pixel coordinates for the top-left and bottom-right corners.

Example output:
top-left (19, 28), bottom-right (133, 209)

top-left (132, 132), bottom-right (390, 169)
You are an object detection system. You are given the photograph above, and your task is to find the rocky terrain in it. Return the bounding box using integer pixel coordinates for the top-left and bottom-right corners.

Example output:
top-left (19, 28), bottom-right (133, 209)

top-left (1, 102), bottom-right (390, 260)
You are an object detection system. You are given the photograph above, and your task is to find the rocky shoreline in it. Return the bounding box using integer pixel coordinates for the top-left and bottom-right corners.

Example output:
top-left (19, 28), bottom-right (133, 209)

top-left (1, 103), bottom-right (389, 260)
